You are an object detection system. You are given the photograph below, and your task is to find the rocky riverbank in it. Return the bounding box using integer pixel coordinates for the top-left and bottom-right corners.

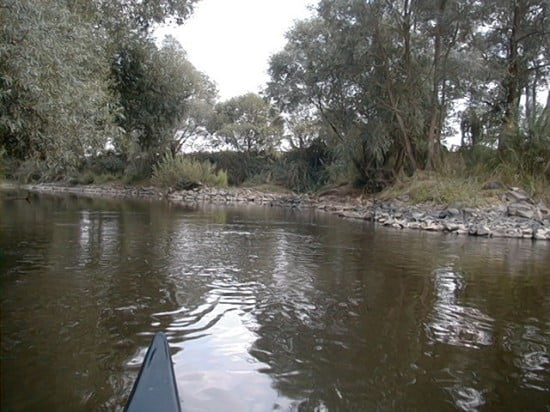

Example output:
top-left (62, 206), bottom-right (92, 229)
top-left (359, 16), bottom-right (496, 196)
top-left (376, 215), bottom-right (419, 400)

top-left (16, 182), bottom-right (550, 240)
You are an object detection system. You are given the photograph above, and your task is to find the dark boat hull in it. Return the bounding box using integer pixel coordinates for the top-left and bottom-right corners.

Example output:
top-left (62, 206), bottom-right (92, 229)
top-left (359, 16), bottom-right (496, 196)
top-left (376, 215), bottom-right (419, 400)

top-left (125, 332), bottom-right (181, 412)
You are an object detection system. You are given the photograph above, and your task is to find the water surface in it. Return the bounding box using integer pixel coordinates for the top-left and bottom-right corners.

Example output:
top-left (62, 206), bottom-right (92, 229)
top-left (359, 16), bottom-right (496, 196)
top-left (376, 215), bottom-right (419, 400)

top-left (1, 192), bottom-right (549, 410)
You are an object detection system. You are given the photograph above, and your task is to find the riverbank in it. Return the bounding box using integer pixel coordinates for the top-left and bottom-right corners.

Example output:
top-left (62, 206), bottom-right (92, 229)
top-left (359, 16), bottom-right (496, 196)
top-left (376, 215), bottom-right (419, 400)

top-left (6, 182), bottom-right (550, 240)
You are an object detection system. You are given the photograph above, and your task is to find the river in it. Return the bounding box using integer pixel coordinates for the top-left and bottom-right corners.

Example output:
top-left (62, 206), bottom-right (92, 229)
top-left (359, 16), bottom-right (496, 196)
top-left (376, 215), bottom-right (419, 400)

top-left (1, 191), bottom-right (549, 411)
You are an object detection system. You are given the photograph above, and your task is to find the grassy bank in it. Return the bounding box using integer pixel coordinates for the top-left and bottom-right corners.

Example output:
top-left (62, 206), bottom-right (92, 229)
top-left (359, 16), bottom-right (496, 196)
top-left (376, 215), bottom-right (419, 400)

top-left (378, 171), bottom-right (549, 207)
top-left (2, 149), bottom-right (548, 208)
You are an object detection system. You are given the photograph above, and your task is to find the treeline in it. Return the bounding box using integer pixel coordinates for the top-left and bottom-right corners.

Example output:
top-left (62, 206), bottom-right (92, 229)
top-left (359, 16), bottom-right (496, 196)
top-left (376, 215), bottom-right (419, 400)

top-left (1, 0), bottom-right (206, 182)
top-left (266, 0), bottom-right (549, 189)
top-left (1, 0), bottom-right (549, 194)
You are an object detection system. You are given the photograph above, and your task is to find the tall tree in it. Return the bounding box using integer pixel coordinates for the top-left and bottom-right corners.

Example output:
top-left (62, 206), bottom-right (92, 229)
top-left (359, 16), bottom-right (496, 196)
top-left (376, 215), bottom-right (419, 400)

top-left (170, 71), bottom-right (218, 154)
top-left (67, 0), bottom-right (200, 34)
top-left (111, 36), bottom-right (213, 155)
top-left (214, 93), bottom-right (283, 153)
top-left (1, 0), bottom-right (119, 175)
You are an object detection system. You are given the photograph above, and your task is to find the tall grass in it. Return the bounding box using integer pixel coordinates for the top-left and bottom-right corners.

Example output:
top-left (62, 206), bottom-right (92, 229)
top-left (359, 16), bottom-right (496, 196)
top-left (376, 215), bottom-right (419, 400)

top-left (379, 143), bottom-right (550, 206)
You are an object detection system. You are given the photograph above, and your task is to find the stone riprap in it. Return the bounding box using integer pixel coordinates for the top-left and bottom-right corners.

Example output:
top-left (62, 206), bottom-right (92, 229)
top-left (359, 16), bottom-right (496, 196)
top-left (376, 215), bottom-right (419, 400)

top-left (21, 183), bottom-right (550, 240)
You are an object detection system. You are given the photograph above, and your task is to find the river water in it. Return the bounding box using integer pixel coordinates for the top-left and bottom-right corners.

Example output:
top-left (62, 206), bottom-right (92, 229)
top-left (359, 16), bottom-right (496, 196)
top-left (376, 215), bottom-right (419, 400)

top-left (1, 192), bottom-right (549, 411)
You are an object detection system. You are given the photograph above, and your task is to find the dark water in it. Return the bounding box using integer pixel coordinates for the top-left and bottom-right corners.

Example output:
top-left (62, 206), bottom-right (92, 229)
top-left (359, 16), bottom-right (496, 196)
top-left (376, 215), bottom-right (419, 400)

top-left (1, 192), bottom-right (549, 411)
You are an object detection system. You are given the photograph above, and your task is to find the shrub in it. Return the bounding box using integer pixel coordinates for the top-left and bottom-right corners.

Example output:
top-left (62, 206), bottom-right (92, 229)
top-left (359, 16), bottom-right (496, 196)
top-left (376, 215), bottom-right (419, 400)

top-left (88, 151), bottom-right (127, 175)
top-left (123, 152), bottom-right (156, 184)
top-left (193, 151), bottom-right (275, 185)
top-left (11, 158), bottom-right (58, 182)
top-left (151, 153), bottom-right (228, 189)
top-left (272, 140), bottom-right (331, 192)
top-left (78, 171), bottom-right (95, 185)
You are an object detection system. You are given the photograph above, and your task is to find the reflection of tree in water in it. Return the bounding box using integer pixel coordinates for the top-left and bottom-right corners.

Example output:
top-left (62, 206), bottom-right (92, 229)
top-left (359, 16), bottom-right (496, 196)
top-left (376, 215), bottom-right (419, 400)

top-left (425, 267), bottom-right (494, 349)
top-left (247, 226), bottom-right (433, 410)
top-left (423, 267), bottom-right (494, 410)
top-left (4, 197), bottom-right (549, 410)
top-left (421, 258), bottom-right (550, 410)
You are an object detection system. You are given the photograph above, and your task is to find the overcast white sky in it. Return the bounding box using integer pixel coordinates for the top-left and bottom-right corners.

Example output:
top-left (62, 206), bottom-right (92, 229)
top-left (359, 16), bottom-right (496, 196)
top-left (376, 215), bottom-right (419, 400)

top-left (156, 0), bottom-right (317, 100)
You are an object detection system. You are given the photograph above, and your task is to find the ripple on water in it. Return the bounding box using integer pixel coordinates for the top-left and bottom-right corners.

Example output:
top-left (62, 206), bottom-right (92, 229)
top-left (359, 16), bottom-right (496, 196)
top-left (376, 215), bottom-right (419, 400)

top-left (448, 385), bottom-right (486, 412)
top-left (501, 319), bottom-right (550, 392)
top-left (425, 267), bottom-right (495, 349)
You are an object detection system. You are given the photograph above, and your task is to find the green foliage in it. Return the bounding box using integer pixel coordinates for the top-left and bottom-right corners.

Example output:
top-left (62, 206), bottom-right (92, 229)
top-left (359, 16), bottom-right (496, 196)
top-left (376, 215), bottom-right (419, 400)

top-left (379, 171), bottom-right (486, 207)
top-left (87, 151), bottom-right (127, 175)
top-left (1, 0), bottom-right (207, 182)
top-left (1, 0), bottom-right (120, 171)
top-left (75, 0), bottom-right (200, 34)
top-left (214, 94), bottom-right (283, 152)
top-left (272, 140), bottom-right (331, 192)
top-left (78, 171), bottom-right (96, 185)
top-left (460, 106), bottom-right (550, 199)
top-left (9, 158), bottom-right (59, 183)
top-left (73, 171), bottom-right (119, 185)
top-left (193, 151), bottom-right (275, 186)
top-left (2, 0), bottom-right (546, 200)
top-left (267, 0), bottom-right (548, 188)
top-left (111, 36), bottom-right (212, 154)
top-left (151, 153), bottom-right (228, 189)
top-left (123, 152), bottom-right (157, 184)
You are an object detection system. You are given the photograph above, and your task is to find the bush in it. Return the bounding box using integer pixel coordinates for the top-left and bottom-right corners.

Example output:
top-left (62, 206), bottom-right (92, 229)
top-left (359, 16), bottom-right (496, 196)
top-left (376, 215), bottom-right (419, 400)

top-left (78, 171), bottom-right (96, 185)
top-left (193, 151), bottom-right (275, 185)
top-left (272, 140), bottom-right (331, 192)
top-left (88, 151), bottom-right (127, 175)
top-left (10, 158), bottom-right (62, 183)
top-left (123, 152), bottom-right (156, 184)
top-left (151, 153), bottom-right (228, 189)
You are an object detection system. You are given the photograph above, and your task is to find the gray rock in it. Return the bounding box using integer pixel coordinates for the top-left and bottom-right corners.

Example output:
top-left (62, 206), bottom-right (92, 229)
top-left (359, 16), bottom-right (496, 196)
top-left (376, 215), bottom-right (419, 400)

top-left (436, 208), bottom-right (461, 219)
top-left (534, 227), bottom-right (550, 240)
top-left (444, 222), bottom-right (460, 231)
top-left (507, 203), bottom-right (536, 219)
top-left (489, 205), bottom-right (508, 215)
top-left (537, 202), bottom-right (549, 217)
top-left (505, 187), bottom-right (534, 204)
top-left (447, 208), bottom-right (461, 217)
top-left (407, 222), bottom-right (421, 230)
top-left (423, 221), bottom-right (444, 231)
top-left (411, 212), bottom-right (425, 221)
top-left (469, 224), bottom-right (491, 236)
top-left (462, 208), bottom-right (478, 219)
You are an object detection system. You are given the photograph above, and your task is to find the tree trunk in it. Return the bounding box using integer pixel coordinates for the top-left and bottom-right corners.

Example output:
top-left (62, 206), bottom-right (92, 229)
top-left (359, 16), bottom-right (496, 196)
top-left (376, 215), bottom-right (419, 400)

top-left (426, 0), bottom-right (446, 171)
top-left (499, 0), bottom-right (523, 151)
top-left (388, 90), bottom-right (417, 173)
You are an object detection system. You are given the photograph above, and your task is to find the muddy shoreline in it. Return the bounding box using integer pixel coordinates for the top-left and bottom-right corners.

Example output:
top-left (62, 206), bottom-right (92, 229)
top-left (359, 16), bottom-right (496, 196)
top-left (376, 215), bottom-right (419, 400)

top-left (11, 183), bottom-right (550, 240)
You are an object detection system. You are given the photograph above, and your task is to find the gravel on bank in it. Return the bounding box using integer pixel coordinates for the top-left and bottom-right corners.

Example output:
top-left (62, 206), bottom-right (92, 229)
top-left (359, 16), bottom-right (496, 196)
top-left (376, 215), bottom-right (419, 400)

top-left (16, 182), bottom-right (550, 241)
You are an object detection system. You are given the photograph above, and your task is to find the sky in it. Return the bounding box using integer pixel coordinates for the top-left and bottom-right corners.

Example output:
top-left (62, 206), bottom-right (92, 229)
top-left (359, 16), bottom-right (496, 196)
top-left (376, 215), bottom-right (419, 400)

top-left (155, 0), bottom-right (317, 100)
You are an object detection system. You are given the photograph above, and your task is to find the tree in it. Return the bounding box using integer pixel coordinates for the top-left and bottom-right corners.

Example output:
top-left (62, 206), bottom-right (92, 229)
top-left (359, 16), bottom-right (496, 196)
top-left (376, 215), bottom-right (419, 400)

top-left (170, 71), bottom-right (217, 154)
top-left (111, 36), bottom-right (213, 155)
top-left (67, 0), bottom-right (200, 34)
top-left (476, 0), bottom-right (549, 150)
top-left (267, 0), bottom-right (537, 186)
top-left (214, 93), bottom-right (283, 152)
top-left (267, 2), bottom-right (417, 182)
top-left (1, 0), bottom-right (120, 176)
top-left (283, 105), bottom-right (321, 150)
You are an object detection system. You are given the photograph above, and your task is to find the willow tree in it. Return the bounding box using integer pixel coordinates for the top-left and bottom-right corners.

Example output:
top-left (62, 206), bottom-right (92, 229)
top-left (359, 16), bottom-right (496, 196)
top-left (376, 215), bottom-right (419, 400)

top-left (214, 93), bottom-right (283, 153)
top-left (1, 0), bottom-right (120, 177)
top-left (267, 0), bottom-right (504, 186)
top-left (1, 0), bottom-right (204, 179)
top-left (111, 36), bottom-right (214, 156)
